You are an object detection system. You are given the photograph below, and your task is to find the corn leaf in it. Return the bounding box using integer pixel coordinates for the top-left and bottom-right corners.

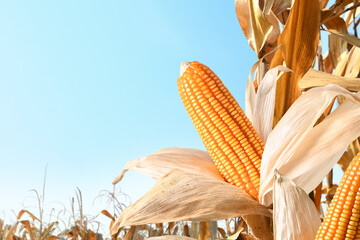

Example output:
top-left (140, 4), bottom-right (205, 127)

top-left (271, 0), bottom-right (320, 125)
top-left (298, 69), bottom-right (360, 92)
top-left (263, 0), bottom-right (293, 15)
top-left (112, 147), bottom-right (224, 185)
top-left (273, 170), bottom-right (320, 240)
top-left (324, 17), bottom-right (348, 68)
top-left (235, 0), bottom-right (274, 55)
top-left (329, 30), bottom-right (360, 48)
top-left (260, 84), bottom-right (360, 205)
top-left (110, 169), bottom-right (271, 235)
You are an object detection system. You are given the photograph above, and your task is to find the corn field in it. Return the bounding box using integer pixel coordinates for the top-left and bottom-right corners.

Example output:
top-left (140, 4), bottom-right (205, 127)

top-left (2, 0), bottom-right (360, 239)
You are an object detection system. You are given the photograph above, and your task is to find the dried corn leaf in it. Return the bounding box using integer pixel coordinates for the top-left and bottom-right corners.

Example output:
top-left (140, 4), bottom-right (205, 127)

top-left (110, 170), bottom-right (271, 235)
top-left (253, 65), bottom-right (291, 143)
top-left (329, 30), bottom-right (360, 48)
top-left (146, 236), bottom-right (197, 240)
top-left (235, 0), bottom-right (274, 55)
top-left (343, 47), bottom-right (360, 77)
top-left (242, 215), bottom-right (273, 239)
top-left (260, 85), bottom-right (360, 205)
top-left (112, 147), bottom-right (224, 185)
top-left (271, 0), bottom-right (320, 125)
top-left (263, 0), bottom-right (293, 15)
top-left (324, 17), bottom-right (348, 68)
top-left (338, 151), bottom-right (352, 171)
top-left (344, 3), bottom-right (360, 27)
top-left (273, 170), bottom-right (320, 240)
top-left (298, 69), bottom-right (360, 92)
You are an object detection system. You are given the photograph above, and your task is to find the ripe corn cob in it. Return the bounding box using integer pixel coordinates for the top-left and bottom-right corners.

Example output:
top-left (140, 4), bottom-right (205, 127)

top-left (315, 152), bottom-right (360, 240)
top-left (177, 61), bottom-right (264, 199)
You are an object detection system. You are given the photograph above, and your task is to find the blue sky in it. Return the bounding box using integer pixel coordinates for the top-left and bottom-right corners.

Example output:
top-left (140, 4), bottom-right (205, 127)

top-left (0, 0), bottom-right (258, 227)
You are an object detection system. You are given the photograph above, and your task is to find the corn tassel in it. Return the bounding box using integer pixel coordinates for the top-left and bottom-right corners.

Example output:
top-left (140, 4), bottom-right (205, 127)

top-left (177, 61), bottom-right (264, 199)
top-left (315, 152), bottom-right (360, 239)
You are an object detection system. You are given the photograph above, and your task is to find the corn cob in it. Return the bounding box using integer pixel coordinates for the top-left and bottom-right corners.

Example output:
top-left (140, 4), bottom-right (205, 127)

top-left (177, 61), bottom-right (264, 199)
top-left (315, 152), bottom-right (360, 240)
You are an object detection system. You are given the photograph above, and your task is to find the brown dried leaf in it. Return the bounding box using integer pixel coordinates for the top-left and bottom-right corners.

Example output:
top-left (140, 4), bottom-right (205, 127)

top-left (235, 0), bottom-right (274, 55)
top-left (271, 0), bottom-right (320, 125)
top-left (100, 210), bottom-right (114, 220)
top-left (263, 0), bottom-right (293, 15)
top-left (110, 170), bottom-right (271, 235)
top-left (242, 215), bottom-right (273, 239)
top-left (324, 17), bottom-right (348, 68)
top-left (338, 151), bottom-right (352, 171)
top-left (298, 69), bottom-right (360, 92)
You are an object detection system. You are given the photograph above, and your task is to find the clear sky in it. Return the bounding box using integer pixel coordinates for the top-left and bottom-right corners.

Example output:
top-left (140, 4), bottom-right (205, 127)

top-left (0, 0), bottom-right (258, 230)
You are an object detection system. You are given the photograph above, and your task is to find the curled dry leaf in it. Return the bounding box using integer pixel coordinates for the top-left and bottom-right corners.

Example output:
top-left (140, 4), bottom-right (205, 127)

top-left (298, 69), bottom-right (360, 92)
top-left (270, 0), bottom-right (320, 125)
top-left (273, 170), bottom-right (320, 240)
top-left (112, 147), bottom-right (224, 185)
top-left (260, 85), bottom-right (360, 205)
top-left (110, 170), bottom-right (271, 235)
top-left (235, 0), bottom-right (274, 55)
top-left (263, 0), bottom-right (293, 15)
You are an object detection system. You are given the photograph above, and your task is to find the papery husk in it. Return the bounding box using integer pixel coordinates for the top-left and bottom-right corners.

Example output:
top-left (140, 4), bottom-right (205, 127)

top-left (260, 85), bottom-right (360, 205)
top-left (298, 69), bottom-right (360, 92)
top-left (110, 170), bottom-right (271, 235)
top-left (242, 215), bottom-right (273, 240)
top-left (146, 236), bottom-right (197, 240)
top-left (112, 147), bottom-right (224, 185)
top-left (252, 65), bottom-right (291, 143)
top-left (245, 62), bottom-right (260, 122)
top-left (235, 0), bottom-right (274, 55)
top-left (273, 170), bottom-right (320, 240)
top-left (271, 0), bottom-right (320, 126)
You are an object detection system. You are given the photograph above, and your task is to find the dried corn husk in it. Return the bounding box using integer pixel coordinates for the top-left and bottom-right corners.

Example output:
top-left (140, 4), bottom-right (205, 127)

top-left (260, 85), bottom-right (360, 205)
top-left (110, 170), bottom-right (271, 235)
top-left (113, 147), bottom-right (224, 185)
top-left (273, 170), bottom-right (321, 240)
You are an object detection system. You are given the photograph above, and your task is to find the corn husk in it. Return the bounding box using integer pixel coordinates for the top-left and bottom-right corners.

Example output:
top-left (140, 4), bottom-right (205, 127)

top-left (112, 147), bottom-right (224, 185)
top-left (252, 65), bottom-right (291, 143)
top-left (273, 170), bottom-right (320, 240)
top-left (110, 170), bottom-right (271, 235)
top-left (260, 85), bottom-right (360, 205)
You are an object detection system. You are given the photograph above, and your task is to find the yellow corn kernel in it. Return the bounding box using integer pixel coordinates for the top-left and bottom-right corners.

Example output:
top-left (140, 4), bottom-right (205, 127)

top-left (177, 61), bottom-right (264, 199)
top-left (316, 153), bottom-right (360, 239)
